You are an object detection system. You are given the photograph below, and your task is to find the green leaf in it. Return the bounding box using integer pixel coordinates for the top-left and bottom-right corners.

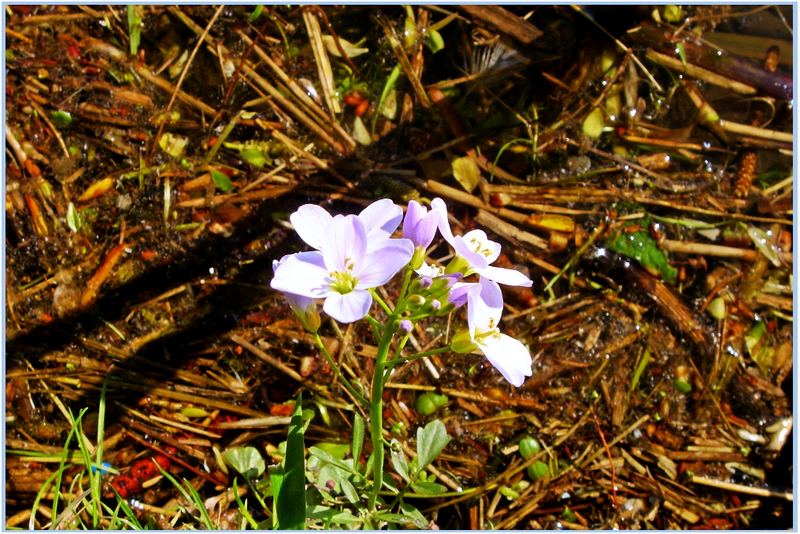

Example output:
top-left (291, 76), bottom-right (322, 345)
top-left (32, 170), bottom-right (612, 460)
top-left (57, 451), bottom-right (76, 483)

top-left (352, 116), bottom-right (372, 146)
top-left (275, 393), bottom-right (306, 530)
top-left (427, 29), bottom-right (445, 54)
top-left (223, 446), bottom-right (265, 479)
top-left (663, 5), bottom-right (683, 22)
top-left (66, 202), bottom-right (82, 233)
top-left (209, 170), bottom-right (234, 193)
top-left (239, 148), bottom-right (268, 168)
top-left (451, 156), bottom-right (481, 193)
top-left (607, 226), bottom-right (678, 284)
top-left (321, 35), bottom-right (369, 58)
top-left (351, 414), bottom-right (365, 474)
top-left (399, 502), bottom-right (429, 529)
top-left (339, 476), bottom-right (359, 504)
top-left (389, 440), bottom-right (410, 483)
top-left (582, 107), bottom-right (605, 139)
top-left (314, 442), bottom-right (350, 460)
top-left (675, 42), bottom-right (687, 68)
top-left (373, 64), bottom-right (401, 133)
top-left (309, 447), bottom-right (359, 476)
top-left (415, 419), bottom-right (450, 472)
top-left (50, 110), bottom-right (73, 128)
top-left (410, 480), bottom-right (448, 495)
top-left (248, 5), bottom-right (264, 22)
top-left (127, 5), bottom-right (142, 56)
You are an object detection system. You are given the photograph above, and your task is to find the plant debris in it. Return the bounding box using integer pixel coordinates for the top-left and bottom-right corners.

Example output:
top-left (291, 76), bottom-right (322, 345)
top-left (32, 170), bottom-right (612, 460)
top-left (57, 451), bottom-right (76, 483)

top-left (5, 5), bottom-right (793, 530)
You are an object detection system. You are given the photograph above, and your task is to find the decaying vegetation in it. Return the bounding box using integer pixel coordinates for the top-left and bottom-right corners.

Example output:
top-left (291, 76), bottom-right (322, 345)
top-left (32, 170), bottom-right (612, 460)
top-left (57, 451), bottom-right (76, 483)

top-left (5, 5), bottom-right (793, 529)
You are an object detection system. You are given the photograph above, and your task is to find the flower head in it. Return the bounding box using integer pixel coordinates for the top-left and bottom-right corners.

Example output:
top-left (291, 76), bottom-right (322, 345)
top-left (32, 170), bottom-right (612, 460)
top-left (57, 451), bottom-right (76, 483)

top-left (466, 278), bottom-right (532, 387)
top-left (271, 214), bottom-right (413, 323)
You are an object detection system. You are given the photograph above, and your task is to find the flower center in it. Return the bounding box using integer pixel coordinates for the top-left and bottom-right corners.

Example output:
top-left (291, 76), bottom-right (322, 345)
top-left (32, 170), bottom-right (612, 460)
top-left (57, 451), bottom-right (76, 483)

top-left (467, 236), bottom-right (495, 258)
top-left (330, 270), bottom-right (358, 294)
top-left (473, 319), bottom-right (500, 343)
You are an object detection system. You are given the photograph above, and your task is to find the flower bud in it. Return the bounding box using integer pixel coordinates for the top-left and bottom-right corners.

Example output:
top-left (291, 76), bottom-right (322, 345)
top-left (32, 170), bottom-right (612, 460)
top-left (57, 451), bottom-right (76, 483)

top-left (430, 299), bottom-right (441, 311)
top-left (408, 294), bottom-right (426, 306)
top-left (399, 319), bottom-right (413, 334)
top-left (419, 276), bottom-right (433, 289)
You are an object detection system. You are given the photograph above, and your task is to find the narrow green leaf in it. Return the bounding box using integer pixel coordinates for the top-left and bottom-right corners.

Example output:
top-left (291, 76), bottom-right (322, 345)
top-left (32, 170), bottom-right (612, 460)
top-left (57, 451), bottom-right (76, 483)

top-left (351, 414), bottom-right (365, 474)
top-left (248, 5), bottom-right (264, 22)
top-left (415, 419), bottom-right (450, 471)
top-left (410, 480), bottom-right (448, 495)
top-left (127, 5), bottom-right (142, 56)
top-left (427, 29), bottom-right (445, 54)
top-left (276, 393), bottom-right (306, 530)
top-left (389, 440), bottom-right (410, 483)
top-left (373, 64), bottom-right (401, 133)
top-left (66, 202), bottom-right (81, 233)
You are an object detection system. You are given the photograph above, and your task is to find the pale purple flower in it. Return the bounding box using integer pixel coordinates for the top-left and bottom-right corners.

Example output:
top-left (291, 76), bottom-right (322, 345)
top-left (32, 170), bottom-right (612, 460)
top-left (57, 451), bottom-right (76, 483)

top-left (399, 319), bottom-right (413, 333)
top-left (403, 199), bottom-right (443, 249)
top-left (290, 199), bottom-right (404, 253)
top-left (467, 278), bottom-right (532, 387)
top-left (271, 214), bottom-right (413, 323)
top-left (450, 229), bottom-right (532, 287)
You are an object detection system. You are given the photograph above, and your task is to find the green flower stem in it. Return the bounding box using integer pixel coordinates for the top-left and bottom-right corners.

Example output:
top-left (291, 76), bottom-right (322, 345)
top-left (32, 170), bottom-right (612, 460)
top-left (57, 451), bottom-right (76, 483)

top-left (385, 345), bottom-right (451, 371)
top-left (313, 333), bottom-right (368, 406)
top-left (367, 266), bottom-right (415, 512)
top-left (370, 289), bottom-right (394, 315)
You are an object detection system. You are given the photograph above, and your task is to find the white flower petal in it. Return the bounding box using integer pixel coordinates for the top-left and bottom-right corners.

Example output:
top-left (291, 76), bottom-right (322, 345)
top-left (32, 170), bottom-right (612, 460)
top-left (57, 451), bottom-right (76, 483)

top-left (466, 278), bottom-right (503, 336)
top-left (477, 333), bottom-right (532, 387)
top-left (290, 204), bottom-right (333, 250)
top-left (270, 251), bottom-right (329, 298)
top-left (356, 238), bottom-right (414, 288)
top-left (431, 197), bottom-right (455, 247)
top-left (359, 198), bottom-right (403, 238)
top-left (478, 266), bottom-right (532, 287)
top-left (322, 214), bottom-right (367, 272)
top-left (461, 229), bottom-right (501, 264)
top-left (323, 290), bottom-right (372, 323)
top-left (454, 235), bottom-right (489, 271)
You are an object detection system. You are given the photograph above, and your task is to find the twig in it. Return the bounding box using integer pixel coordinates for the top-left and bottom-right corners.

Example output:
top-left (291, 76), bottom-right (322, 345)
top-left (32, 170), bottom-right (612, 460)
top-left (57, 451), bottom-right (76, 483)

top-left (690, 475), bottom-right (792, 501)
top-left (302, 9), bottom-right (341, 115)
top-left (150, 5), bottom-right (224, 158)
top-left (645, 49), bottom-right (757, 95)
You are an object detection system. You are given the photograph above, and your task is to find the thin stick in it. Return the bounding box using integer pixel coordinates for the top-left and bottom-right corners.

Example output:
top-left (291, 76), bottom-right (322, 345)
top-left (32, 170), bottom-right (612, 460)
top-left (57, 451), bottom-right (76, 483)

top-left (150, 5), bottom-right (224, 158)
top-left (690, 475), bottom-right (793, 501)
top-left (645, 49), bottom-right (757, 95)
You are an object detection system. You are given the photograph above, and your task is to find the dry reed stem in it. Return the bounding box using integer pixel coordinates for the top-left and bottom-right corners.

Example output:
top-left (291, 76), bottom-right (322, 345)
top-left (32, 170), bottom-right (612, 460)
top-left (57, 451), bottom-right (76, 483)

top-left (646, 49), bottom-right (757, 95)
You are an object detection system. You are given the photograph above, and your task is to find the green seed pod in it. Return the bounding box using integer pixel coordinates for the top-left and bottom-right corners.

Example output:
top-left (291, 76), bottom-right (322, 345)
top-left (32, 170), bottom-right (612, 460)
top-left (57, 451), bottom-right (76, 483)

top-left (416, 392), bottom-right (449, 416)
top-left (527, 460), bottom-right (550, 481)
top-left (518, 436), bottom-right (541, 459)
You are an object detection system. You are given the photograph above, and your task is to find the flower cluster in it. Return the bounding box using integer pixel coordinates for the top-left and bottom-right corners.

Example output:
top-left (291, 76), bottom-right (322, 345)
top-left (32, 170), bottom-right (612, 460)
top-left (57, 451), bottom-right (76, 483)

top-left (271, 197), bottom-right (534, 386)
